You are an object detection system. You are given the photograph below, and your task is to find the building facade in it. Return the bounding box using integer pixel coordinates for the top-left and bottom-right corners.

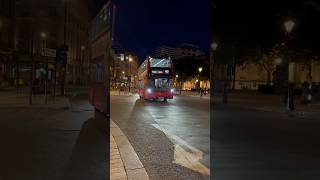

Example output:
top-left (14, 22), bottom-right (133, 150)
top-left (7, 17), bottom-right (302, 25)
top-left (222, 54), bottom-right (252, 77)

top-left (111, 45), bottom-right (139, 89)
top-left (155, 43), bottom-right (205, 60)
top-left (0, 0), bottom-right (15, 86)
top-left (232, 62), bottom-right (320, 90)
top-left (0, 0), bottom-right (91, 88)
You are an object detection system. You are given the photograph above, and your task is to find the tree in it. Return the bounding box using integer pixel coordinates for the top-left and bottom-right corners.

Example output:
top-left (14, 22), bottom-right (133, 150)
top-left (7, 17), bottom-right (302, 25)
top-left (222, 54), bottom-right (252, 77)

top-left (241, 44), bottom-right (284, 85)
top-left (292, 49), bottom-right (320, 84)
top-left (174, 54), bottom-right (209, 82)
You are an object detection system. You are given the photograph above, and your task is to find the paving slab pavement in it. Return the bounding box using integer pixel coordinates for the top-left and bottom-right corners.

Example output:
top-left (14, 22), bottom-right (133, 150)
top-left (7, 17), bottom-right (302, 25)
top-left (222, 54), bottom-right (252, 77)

top-left (110, 119), bottom-right (149, 180)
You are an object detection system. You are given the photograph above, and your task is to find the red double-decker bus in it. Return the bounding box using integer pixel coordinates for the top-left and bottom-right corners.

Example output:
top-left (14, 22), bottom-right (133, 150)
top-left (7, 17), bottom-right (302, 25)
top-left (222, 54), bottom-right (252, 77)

top-left (137, 57), bottom-right (174, 101)
top-left (89, 2), bottom-right (114, 113)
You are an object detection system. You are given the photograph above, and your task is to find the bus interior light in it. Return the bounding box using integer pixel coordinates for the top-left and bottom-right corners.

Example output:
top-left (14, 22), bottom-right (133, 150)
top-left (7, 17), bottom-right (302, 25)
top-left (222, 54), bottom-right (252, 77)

top-left (147, 88), bottom-right (152, 93)
top-left (170, 89), bottom-right (174, 93)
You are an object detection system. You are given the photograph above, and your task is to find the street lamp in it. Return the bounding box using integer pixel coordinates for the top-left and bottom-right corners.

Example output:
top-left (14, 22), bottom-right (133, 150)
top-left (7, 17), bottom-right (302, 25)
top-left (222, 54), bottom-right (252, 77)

top-left (80, 45), bottom-right (86, 85)
top-left (283, 19), bottom-right (295, 111)
top-left (198, 67), bottom-right (203, 73)
top-left (40, 32), bottom-right (48, 104)
top-left (40, 32), bottom-right (47, 39)
top-left (274, 58), bottom-right (282, 65)
top-left (284, 19), bottom-right (295, 35)
top-left (128, 56), bottom-right (133, 92)
top-left (175, 74), bottom-right (179, 78)
top-left (211, 42), bottom-right (218, 51)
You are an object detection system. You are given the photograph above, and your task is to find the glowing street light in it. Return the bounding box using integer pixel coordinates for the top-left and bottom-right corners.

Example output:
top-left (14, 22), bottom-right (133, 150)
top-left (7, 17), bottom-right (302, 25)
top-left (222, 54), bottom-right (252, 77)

top-left (198, 67), bottom-right (203, 73)
top-left (284, 19), bottom-right (295, 34)
top-left (40, 32), bottom-right (47, 39)
top-left (195, 79), bottom-right (199, 83)
top-left (122, 71), bottom-right (125, 75)
top-left (129, 56), bottom-right (133, 62)
top-left (211, 42), bottom-right (218, 51)
top-left (274, 58), bottom-right (282, 65)
top-left (175, 74), bottom-right (179, 78)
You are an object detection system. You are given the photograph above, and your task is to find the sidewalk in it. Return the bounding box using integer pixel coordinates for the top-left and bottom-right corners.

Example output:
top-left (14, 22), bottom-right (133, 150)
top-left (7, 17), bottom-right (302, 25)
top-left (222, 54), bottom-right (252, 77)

top-left (110, 90), bottom-right (133, 97)
top-left (110, 133), bottom-right (127, 180)
top-left (0, 91), bottom-right (70, 109)
top-left (213, 93), bottom-right (320, 113)
top-left (177, 93), bottom-right (210, 99)
top-left (110, 120), bottom-right (149, 180)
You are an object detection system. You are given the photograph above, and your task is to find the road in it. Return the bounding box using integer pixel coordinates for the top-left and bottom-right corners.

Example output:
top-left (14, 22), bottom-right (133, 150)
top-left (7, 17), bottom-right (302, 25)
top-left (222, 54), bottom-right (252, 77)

top-left (213, 99), bottom-right (320, 180)
top-left (0, 96), bottom-right (107, 180)
top-left (111, 94), bottom-right (210, 180)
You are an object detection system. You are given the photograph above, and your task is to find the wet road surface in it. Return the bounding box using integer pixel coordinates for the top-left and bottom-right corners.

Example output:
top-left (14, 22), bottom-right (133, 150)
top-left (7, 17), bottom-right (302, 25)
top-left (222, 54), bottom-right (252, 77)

top-left (213, 103), bottom-right (320, 180)
top-left (111, 94), bottom-right (210, 180)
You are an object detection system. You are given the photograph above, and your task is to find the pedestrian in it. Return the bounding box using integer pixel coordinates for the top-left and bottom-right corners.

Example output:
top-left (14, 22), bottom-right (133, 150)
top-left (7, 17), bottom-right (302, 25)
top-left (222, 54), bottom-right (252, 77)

top-left (200, 88), bottom-right (203, 97)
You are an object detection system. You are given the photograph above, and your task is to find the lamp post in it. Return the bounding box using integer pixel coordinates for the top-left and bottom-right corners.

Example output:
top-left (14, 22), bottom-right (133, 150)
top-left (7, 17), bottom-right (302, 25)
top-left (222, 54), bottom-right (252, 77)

top-left (284, 19), bottom-right (295, 111)
top-left (81, 45), bottom-right (85, 86)
top-left (128, 56), bottom-right (132, 92)
top-left (198, 67), bottom-right (203, 93)
top-left (198, 67), bottom-right (203, 73)
top-left (211, 42), bottom-right (219, 97)
top-left (41, 32), bottom-right (48, 104)
top-left (0, 19), bottom-right (3, 43)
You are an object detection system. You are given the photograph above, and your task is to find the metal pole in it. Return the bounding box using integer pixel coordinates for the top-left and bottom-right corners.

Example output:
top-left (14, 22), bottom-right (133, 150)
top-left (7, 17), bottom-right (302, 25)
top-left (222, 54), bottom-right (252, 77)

top-left (232, 54), bottom-right (236, 90)
top-left (53, 51), bottom-right (57, 98)
top-left (287, 83), bottom-right (294, 111)
top-left (16, 56), bottom-right (19, 95)
top-left (210, 49), bottom-right (214, 141)
top-left (285, 32), bottom-right (294, 111)
top-left (61, 0), bottom-right (67, 96)
top-left (44, 40), bottom-right (48, 104)
top-left (29, 61), bottom-right (33, 105)
top-left (29, 23), bottom-right (34, 105)
top-left (129, 62), bottom-right (131, 92)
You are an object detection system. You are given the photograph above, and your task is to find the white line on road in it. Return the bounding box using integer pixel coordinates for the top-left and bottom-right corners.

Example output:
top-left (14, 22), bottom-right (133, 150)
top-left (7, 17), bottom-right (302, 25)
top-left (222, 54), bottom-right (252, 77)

top-left (152, 124), bottom-right (210, 176)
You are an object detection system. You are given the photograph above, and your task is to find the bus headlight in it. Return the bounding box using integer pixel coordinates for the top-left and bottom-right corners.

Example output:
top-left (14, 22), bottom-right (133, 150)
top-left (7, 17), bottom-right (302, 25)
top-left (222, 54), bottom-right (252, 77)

top-left (147, 88), bottom-right (152, 93)
top-left (170, 89), bottom-right (174, 93)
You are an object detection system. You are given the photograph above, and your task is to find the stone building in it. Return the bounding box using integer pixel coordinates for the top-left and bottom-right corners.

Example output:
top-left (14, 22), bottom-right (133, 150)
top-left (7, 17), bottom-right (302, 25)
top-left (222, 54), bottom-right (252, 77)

top-left (1, 0), bottom-right (91, 87)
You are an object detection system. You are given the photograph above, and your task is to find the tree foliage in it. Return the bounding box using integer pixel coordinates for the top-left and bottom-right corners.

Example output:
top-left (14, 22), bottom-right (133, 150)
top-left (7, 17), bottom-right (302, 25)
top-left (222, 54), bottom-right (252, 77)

top-left (173, 54), bottom-right (210, 82)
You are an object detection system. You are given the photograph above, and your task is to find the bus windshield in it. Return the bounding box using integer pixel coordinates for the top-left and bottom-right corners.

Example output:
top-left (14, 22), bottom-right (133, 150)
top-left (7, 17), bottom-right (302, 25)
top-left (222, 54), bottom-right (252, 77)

top-left (154, 78), bottom-right (172, 89)
top-left (149, 58), bottom-right (171, 68)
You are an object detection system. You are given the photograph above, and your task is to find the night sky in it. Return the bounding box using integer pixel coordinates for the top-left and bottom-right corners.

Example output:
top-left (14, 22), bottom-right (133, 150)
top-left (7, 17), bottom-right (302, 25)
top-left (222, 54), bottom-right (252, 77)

top-left (93, 0), bottom-right (211, 60)
top-left (213, 0), bottom-right (320, 51)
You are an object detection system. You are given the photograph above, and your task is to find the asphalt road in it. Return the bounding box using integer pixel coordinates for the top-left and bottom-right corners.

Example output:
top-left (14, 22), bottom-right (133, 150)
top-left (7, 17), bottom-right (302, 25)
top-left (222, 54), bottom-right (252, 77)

top-left (111, 94), bottom-right (210, 180)
top-left (0, 96), bottom-right (107, 180)
top-left (213, 102), bottom-right (320, 180)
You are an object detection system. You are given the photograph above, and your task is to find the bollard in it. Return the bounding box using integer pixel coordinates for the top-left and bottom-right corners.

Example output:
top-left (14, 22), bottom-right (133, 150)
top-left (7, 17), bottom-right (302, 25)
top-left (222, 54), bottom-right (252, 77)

top-left (307, 84), bottom-right (313, 103)
top-left (287, 83), bottom-right (295, 111)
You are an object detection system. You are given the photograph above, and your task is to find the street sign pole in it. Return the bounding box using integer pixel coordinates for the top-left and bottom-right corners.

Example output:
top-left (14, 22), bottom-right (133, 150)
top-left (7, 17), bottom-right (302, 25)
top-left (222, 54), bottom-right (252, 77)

top-left (53, 55), bottom-right (57, 98)
top-left (29, 23), bottom-right (34, 105)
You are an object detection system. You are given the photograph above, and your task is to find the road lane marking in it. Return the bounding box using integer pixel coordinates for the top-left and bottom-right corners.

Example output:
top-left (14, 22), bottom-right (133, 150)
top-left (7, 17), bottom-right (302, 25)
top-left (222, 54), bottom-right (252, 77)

top-left (152, 124), bottom-right (210, 176)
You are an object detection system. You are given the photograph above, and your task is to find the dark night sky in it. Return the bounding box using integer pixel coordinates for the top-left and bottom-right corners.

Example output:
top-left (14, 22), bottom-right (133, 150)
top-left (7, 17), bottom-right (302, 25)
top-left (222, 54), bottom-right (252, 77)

top-left (94, 0), bottom-right (210, 60)
top-left (93, 0), bottom-right (320, 59)
top-left (213, 0), bottom-right (320, 52)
